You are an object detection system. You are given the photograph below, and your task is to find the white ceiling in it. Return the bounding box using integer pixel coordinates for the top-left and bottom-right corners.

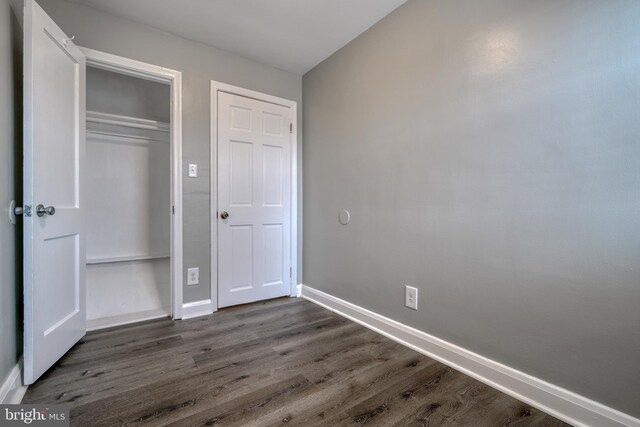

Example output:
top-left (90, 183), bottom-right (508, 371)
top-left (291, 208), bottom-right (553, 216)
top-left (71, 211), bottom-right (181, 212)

top-left (69, 0), bottom-right (407, 75)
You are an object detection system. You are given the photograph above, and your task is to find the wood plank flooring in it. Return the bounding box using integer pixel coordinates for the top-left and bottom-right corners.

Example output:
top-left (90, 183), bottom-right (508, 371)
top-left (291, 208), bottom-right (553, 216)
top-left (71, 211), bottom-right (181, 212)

top-left (23, 298), bottom-right (568, 426)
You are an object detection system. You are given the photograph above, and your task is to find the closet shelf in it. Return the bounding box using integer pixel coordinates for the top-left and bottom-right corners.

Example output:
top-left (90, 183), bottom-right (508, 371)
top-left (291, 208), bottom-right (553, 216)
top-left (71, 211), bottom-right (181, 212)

top-left (86, 254), bottom-right (170, 265)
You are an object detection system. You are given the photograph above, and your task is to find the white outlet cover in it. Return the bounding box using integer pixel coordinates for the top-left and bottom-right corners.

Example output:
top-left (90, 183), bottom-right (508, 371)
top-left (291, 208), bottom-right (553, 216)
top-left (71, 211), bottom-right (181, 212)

top-left (187, 267), bottom-right (199, 285)
top-left (405, 286), bottom-right (418, 310)
top-left (188, 163), bottom-right (198, 177)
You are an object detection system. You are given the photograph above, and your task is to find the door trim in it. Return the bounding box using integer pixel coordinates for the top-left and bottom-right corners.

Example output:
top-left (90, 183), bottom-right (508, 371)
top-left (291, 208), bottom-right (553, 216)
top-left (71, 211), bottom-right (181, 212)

top-left (80, 47), bottom-right (184, 319)
top-left (210, 81), bottom-right (298, 310)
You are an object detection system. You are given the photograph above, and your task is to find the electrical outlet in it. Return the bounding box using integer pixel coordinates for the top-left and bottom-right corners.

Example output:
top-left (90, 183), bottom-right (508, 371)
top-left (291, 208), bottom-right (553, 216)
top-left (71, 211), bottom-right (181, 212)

top-left (405, 286), bottom-right (418, 310)
top-left (188, 163), bottom-right (198, 177)
top-left (187, 267), bottom-right (199, 285)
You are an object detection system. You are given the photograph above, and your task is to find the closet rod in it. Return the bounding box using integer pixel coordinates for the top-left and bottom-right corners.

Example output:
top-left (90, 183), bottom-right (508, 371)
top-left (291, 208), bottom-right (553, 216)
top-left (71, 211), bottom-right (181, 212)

top-left (86, 110), bottom-right (170, 132)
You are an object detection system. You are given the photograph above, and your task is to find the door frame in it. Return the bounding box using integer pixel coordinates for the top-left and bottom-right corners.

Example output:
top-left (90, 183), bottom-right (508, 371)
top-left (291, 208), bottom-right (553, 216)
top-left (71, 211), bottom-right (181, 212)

top-left (210, 81), bottom-right (298, 310)
top-left (80, 47), bottom-right (184, 319)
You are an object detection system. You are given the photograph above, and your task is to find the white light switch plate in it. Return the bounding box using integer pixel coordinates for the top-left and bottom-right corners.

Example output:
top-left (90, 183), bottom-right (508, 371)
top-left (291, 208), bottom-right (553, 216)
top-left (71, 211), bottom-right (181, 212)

top-left (187, 267), bottom-right (199, 285)
top-left (188, 163), bottom-right (198, 177)
top-left (405, 286), bottom-right (418, 310)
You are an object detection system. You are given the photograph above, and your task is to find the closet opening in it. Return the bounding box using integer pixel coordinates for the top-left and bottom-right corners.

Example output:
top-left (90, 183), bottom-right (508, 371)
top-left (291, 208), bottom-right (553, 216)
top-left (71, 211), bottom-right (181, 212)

top-left (84, 61), bottom-right (178, 330)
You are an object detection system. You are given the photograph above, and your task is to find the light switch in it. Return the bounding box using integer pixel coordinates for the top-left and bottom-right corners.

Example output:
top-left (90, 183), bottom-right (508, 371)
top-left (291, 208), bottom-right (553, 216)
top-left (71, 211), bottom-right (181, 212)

top-left (188, 163), bottom-right (198, 177)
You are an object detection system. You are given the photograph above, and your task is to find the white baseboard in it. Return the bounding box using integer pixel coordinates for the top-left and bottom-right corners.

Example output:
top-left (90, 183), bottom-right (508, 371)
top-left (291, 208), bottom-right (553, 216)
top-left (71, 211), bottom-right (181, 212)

top-left (181, 299), bottom-right (215, 320)
top-left (301, 285), bottom-right (640, 427)
top-left (0, 357), bottom-right (28, 404)
top-left (87, 308), bottom-right (170, 331)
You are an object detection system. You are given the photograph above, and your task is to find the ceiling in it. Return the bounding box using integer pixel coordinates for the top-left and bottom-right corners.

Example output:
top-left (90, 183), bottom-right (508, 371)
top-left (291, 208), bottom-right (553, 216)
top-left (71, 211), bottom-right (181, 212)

top-left (69, 0), bottom-right (407, 75)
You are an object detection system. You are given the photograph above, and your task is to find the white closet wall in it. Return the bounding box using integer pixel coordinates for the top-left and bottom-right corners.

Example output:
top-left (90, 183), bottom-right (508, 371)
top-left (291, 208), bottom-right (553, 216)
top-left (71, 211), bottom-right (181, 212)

top-left (86, 67), bottom-right (170, 121)
top-left (86, 67), bottom-right (171, 328)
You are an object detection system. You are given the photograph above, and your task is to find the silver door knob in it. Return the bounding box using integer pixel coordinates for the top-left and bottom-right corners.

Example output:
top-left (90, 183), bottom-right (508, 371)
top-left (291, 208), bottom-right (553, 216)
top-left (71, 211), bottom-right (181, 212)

top-left (220, 211), bottom-right (229, 220)
top-left (36, 204), bottom-right (56, 217)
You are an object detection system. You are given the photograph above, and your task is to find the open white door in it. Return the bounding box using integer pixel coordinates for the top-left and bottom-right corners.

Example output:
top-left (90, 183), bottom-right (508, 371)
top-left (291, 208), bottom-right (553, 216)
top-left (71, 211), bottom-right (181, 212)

top-left (23, 0), bottom-right (86, 384)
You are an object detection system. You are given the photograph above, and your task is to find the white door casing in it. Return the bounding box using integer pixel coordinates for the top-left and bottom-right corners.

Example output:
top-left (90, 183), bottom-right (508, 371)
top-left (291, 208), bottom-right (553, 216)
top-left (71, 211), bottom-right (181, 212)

top-left (23, 0), bottom-right (86, 384)
top-left (80, 48), bottom-right (184, 321)
top-left (217, 92), bottom-right (292, 307)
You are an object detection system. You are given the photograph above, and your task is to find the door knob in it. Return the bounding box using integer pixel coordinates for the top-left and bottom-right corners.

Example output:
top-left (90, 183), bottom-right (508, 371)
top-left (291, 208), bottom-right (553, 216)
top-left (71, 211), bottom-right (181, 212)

top-left (36, 204), bottom-right (56, 217)
top-left (220, 211), bottom-right (229, 220)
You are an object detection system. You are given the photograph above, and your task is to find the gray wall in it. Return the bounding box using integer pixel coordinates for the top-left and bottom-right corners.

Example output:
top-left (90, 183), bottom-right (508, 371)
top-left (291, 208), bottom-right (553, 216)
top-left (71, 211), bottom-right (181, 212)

top-left (303, 0), bottom-right (640, 417)
top-left (38, 0), bottom-right (303, 303)
top-left (0, 0), bottom-right (23, 387)
top-left (87, 67), bottom-right (170, 122)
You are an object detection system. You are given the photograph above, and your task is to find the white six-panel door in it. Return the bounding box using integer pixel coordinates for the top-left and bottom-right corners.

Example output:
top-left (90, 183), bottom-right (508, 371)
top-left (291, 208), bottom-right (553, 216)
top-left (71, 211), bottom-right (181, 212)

top-left (23, 0), bottom-right (86, 384)
top-left (217, 92), bottom-right (292, 307)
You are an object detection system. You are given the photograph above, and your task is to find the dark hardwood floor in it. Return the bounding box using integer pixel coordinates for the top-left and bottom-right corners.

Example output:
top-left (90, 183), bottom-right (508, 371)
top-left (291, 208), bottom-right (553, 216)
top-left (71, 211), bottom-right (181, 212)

top-left (24, 298), bottom-right (568, 426)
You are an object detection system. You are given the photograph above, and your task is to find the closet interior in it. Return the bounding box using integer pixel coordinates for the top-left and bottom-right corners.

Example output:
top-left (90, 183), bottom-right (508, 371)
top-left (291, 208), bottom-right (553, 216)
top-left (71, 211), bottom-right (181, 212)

top-left (85, 66), bottom-right (172, 330)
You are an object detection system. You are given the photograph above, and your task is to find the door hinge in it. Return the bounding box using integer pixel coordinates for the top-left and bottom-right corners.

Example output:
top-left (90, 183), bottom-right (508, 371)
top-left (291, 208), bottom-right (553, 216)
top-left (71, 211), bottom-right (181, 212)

top-left (290, 123), bottom-right (293, 133)
top-left (172, 205), bottom-right (175, 215)
top-left (289, 267), bottom-right (292, 278)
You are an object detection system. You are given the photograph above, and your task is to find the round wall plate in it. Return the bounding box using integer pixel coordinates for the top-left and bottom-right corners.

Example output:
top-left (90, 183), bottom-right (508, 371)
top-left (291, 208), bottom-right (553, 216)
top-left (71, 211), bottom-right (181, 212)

top-left (338, 209), bottom-right (351, 225)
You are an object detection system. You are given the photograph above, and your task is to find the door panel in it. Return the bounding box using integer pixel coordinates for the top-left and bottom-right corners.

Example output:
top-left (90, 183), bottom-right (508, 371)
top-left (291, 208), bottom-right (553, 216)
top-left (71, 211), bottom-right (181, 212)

top-left (263, 224), bottom-right (283, 286)
top-left (230, 225), bottom-right (253, 291)
top-left (24, 0), bottom-right (86, 384)
top-left (218, 92), bottom-right (291, 308)
top-left (263, 145), bottom-right (283, 206)
top-left (230, 141), bottom-right (252, 205)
